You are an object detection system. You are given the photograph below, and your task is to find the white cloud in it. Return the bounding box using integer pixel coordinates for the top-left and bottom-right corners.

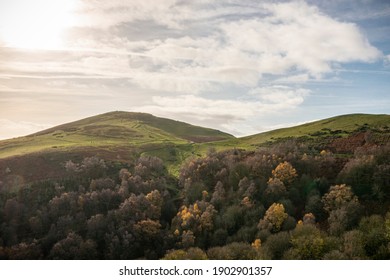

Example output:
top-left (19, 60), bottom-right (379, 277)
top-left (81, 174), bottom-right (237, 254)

top-left (76, 0), bottom-right (189, 29)
top-left (250, 86), bottom-right (310, 107)
top-left (78, 1), bottom-right (381, 92)
top-left (1, 1), bottom-right (381, 94)
top-left (137, 95), bottom-right (256, 120)
top-left (220, 1), bottom-right (381, 75)
top-left (0, 0), bottom-right (386, 138)
top-left (273, 74), bottom-right (310, 84)
top-left (134, 85), bottom-right (310, 135)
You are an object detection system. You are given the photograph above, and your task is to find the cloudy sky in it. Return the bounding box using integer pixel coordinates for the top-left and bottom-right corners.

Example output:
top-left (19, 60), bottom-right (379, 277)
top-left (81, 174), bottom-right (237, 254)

top-left (0, 0), bottom-right (389, 139)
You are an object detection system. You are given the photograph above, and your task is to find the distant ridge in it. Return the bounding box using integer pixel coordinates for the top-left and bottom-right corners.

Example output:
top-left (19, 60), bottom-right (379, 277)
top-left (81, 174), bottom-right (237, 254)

top-left (240, 113), bottom-right (390, 146)
top-left (1, 112), bottom-right (389, 160)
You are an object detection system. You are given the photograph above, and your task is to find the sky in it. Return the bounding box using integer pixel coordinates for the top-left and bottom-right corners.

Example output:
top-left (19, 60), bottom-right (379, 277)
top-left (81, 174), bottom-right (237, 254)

top-left (0, 0), bottom-right (389, 140)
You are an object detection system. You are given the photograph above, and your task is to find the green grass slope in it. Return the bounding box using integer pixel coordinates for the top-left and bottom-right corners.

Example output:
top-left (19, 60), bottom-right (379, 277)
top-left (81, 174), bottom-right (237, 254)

top-left (240, 114), bottom-right (390, 147)
top-left (0, 111), bottom-right (234, 159)
top-left (0, 111), bottom-right (235, 183)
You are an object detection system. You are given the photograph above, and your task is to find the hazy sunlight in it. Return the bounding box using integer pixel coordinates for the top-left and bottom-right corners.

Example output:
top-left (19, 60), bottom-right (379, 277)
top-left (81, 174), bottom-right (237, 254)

top-left (0, 0), bottom-right (79, 50)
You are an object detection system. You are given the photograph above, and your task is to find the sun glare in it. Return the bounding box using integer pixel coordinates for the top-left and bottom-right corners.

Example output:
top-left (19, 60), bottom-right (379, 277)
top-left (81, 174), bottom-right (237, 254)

top-left (0, 0), bottom-right (79, 50)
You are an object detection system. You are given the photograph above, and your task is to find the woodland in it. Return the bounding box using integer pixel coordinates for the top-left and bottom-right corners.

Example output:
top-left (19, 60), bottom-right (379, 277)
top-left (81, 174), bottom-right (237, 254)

top-left (1, 138), bottom-right (389, 259)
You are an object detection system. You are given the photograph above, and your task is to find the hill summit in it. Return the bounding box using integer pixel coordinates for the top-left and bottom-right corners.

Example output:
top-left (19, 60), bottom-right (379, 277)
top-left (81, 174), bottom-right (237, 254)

top-left (0, 112), bottom-right (388, 183)
top-left (0, 111), bottom-right (234, 159)
top-left (32, 111), bottom-right (234, 143)
top-left (0, 111), bottom-right (234, 182)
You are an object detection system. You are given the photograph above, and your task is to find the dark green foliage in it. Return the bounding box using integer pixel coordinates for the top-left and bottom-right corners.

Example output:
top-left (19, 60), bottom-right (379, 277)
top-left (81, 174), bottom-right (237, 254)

top-left (262, 231), bottom-right (291, 259)
top-left (358, 215), bottom-right (390, 259)
top-left (305, 194), bottom-right (326, 221)
top-left (207, 242), bottom-right (259, 260)
top-left (373, 164), bottom-right (390, 200)
top-left (285, 224), bottom-right (326, 260)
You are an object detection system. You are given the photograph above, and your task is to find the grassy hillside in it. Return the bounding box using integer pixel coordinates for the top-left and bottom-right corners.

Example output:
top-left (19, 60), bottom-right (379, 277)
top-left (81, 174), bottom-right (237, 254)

top-left (0, 111), bottom-right (234, 159)
top-left (240, 114), bottom-right (390, 147)
top-left (0, 111), bottom-right (234, 182)
top-left (0, 112), bottom-right (388, 185)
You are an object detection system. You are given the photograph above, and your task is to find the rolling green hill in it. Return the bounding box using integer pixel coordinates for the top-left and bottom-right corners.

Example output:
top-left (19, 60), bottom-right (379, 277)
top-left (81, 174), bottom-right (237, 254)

top-left (0, 111), bottom-right (234, 182)
top-left (240, 113), bottom-right (390, 147)
top-left (0, 111), bottom-right (234, 159)
top-left (0, 112), bottom-right (388, 185)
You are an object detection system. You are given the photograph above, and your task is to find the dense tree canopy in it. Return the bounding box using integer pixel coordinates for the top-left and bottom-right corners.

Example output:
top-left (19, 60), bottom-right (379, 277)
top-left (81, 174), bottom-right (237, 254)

top-left (1, 143), bottom-right (389, 259)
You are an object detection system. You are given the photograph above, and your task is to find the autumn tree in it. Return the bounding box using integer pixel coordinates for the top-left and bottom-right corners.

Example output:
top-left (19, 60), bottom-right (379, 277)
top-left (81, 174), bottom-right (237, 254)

top-left (172, 201), bottom-right (216, 248)
top-left (322, 184), bottom-right (357, 212)
top-left (322, 184), bottom-right (361, 235)
top-left (258, 203), bottom-right (288, 233)
top-left (134, 156), bottom-right (165, 177)
top-left (117, 190), bottom-right (163, 222)
top-left (65, 156), bottom-right (107, 179)
top-left (271, 161), bottom-right (297, 186)
top-left (303, 213), bottom-right (316, 225)
top-left (180, 230), bottom-right (195, 248)
top-left (162, 247), bottom-right (208, 260)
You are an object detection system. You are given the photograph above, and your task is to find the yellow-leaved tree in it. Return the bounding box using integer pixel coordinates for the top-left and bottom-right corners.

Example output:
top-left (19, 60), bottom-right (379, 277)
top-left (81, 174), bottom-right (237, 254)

top-left (271, 161), bottom-right (298, 186)
top-left (258, 203), bottom-right (288, 233)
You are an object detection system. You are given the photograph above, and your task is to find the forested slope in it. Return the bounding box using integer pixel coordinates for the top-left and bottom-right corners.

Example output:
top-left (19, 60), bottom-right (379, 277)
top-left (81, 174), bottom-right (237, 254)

top-left (1, 139), bottom-right (389, 259)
